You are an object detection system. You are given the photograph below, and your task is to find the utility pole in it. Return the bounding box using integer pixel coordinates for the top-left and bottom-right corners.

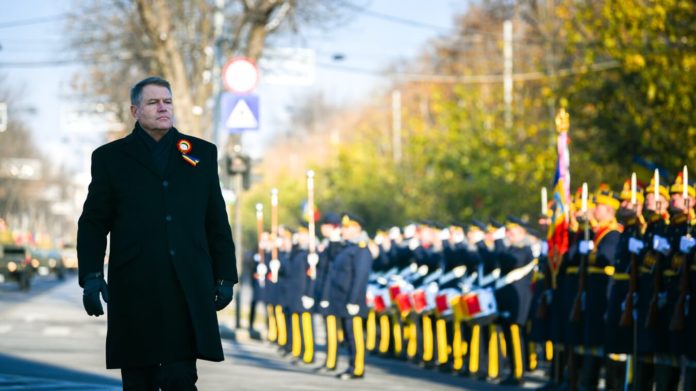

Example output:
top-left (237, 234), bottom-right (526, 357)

top-left (392, 90), bottom-right (402, 164)
top-left (503, 20), bottom-right (513, 131)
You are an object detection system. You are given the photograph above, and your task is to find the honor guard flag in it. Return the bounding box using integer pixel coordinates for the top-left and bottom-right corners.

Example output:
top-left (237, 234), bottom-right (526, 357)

top-left (547, 109), bottom-right (571, 288)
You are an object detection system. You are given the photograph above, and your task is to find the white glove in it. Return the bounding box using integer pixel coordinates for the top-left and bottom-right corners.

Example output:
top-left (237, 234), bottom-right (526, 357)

top-left (492, 227), bottom-right (506, 240)
top-left (330, 229), bottom-right (342, 241)
top-left (680, 236), bottom-right (695, 254)
top-left (658, 291), bottom-right (668, 309)
top-left (301, 296), bottom-right (315, 310)
top-left (470, 230), bottom-right (484, 244)
top-left (628, 237), bottom-right (644, 255)
top-left (307, 253), bottom-right (319, 267)
top-left (579, 240), bottom-right (594, 255)
top-left (256, 263), bottom-right (268, 277)
top-left (320, 300), bottom-right (329, 309)
top-left (653, 235), bottom-right (671, 255)
top-left (375, 235), bottom-right (384, 246)
top-left (452, 232), bottom-right (465, 244)
top-left (346, 303), bottom-right (360, 316)
top-left (408, 238), bottom-right (420, 250)
top-left (532, 243), bottom-right (541, 258)
top-left (544, 289), bottom-right (553, 304)
top-left (439, 229), bottom-right (450, 241)
top-left (540, 241), bottom-right (549, 257)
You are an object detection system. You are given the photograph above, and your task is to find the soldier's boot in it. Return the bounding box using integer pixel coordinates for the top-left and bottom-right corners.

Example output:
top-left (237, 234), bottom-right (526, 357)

top-left (578, 354), bottom-right (600, 391)
top-left (633, 359), bottom-right (655, 391)
top-left (684, 365), bottom-right (696, 391)
top-left (567, 351), bottom-right (582, 391)
top-left (653, 362), bottom-right (680, 391)
top-left (604, 357), bottom-right (625, 391)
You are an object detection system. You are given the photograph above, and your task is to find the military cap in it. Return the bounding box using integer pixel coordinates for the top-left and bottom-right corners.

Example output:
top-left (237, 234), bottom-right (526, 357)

top-left (619, 178), bottom-right (645, 205)
top-left (320, 212), bottom-right (342, 226)
top-left (670, 171), bottom-right (695, 198)
top-left (645, 175), bottom-right (670, 201)
top-left (470, 219), bottom-right (487, 231)
top-left (341, 212), bottom-right (364, 228)
top-left (594, 187), bottom-right (621, 210)
top-left (505, 215), bottom-right (529, 230)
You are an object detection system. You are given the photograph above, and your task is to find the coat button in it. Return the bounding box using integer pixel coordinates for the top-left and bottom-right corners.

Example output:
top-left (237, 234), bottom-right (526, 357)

top-left (162, 180), bottom-right (169, 187)
top-left (166, 215), bottom-right (172, 222)
top-left (170, 249), bottom-right (176, 256)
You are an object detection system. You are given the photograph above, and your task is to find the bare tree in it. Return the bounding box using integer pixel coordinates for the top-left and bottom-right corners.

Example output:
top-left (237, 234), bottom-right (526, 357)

top-left (68, 0), bottom-right (355, 139)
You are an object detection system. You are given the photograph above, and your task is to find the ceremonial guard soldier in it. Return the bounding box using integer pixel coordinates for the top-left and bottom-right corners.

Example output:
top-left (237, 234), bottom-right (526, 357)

top-left (578, 187), bottom-right (621, 390)
top-left (633, 173), bottom-right (670, 390)
top-left (325, 213), bottom-right (373, 380)
top-left (604, 177), bottom-right (644, 390)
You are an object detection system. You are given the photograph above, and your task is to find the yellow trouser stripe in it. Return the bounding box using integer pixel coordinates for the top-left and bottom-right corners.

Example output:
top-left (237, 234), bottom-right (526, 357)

top-left (626, 355), bottom-right (633, 385)
top-left (366, 310), bottom-right (377, 351)
top-left (453, 319), bottom-right (463, 370)
top-left (407, 322), bottom-right (418, 358)
top-left (545, 340), bottom-right (553, 361)
top-left (275, 305), bottom-right (287, 346)
top-left (499, 331), bottom-right (507, 358)
top-left (436, 319), bottom-right (448, 365)
top-left (302, 312), bottom-right (314, 363)
top-left (392, 313), bottom-right (403, 355)
top-left (353, 316), bottom-right (365, 376)
top-left (291, 313), bottom-right (302, 357)
top-left (379, 315), bottom-right (390, 354)
top-left (511, 324), bottom-right (523, 379)
top-left (338, 327), bottom-right (344, 343)
top-left (267, 304), bottom-right (277, 342)
top-left (326, 315), bottom-right (338, 369)
top-left (423, 315), bottom-right (434, 362)
top-left (469, 325), bottom-right (480, 373)
top-left (488, 325), bottom-right (499, 378)
top-left (529, 342), bottom-right (538, 370)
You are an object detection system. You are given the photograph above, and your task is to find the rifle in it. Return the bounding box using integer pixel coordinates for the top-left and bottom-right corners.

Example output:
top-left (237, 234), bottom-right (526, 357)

top-left (619, 226), bottom-right (640, 327)
top-left (535, 253), bottom-right (553, 319)
top-left (670, 210), bottom-right (692, 331)
top-left (570, 219), bottom-right (590, 322)
top-left (644, 250), bottom-right (664, 329)
top-left (669, 250), bottom-right (692, 331)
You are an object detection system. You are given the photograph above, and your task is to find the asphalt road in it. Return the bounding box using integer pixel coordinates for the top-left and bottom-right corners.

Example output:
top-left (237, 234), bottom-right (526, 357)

top-left (0, 275), bottom-right (545, 390)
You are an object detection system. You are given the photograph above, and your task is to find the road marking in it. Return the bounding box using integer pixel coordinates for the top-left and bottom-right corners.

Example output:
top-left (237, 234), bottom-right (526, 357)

top-left (0, 324), bottom-right (12, 334)
top-left (43, 326), bottom-right (71, 336)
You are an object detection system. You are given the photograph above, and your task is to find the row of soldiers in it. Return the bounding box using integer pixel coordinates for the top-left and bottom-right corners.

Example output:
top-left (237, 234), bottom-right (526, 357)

top-left (247, 169), bottom-right (695, 390)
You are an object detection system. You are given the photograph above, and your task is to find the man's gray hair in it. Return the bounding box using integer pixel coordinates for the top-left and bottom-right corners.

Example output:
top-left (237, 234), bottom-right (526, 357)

top-left (130, 76), bottom-right (172, 106)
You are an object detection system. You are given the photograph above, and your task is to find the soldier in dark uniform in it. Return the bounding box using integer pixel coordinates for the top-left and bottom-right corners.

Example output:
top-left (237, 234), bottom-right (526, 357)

top-left (315, 212), bottom-right (344, 372)
top-left (561, 188), bottom-right (595, 391)
top-left (578, 188), bottom-right (621, 391)
top-left (604, 179), bottom-right (644, 390)
top-left (661, 172), bottom-right (695, 390)
top-left (633, 177), bottom-right (670, 391)
top-left (326, 213), bottom-right (373, 380)
top-left (495, 216), bottom-right (536, 386)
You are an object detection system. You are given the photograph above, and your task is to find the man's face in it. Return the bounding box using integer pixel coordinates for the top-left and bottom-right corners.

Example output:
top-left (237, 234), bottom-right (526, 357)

top-left (130, 84), bottom-right (173, 133)
top-left (594, 204), bottom-right (615, 223)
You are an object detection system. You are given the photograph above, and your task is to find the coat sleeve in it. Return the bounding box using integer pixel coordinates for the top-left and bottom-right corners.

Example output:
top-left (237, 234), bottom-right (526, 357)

top-left (77, 149), bottom-right (114, 286)
top-left (205, 145), bottom-right (238, 284)
top-left (348, 248), bottom-right (373, 305)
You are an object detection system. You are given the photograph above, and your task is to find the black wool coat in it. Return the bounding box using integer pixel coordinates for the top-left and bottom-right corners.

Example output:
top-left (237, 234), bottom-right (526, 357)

top-left (77, 126), bottom-right (237, 369)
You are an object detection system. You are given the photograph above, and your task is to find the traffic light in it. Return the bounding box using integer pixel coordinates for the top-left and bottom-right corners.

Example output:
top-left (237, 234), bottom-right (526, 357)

top-left (226, 152), bottom-right (252, 190)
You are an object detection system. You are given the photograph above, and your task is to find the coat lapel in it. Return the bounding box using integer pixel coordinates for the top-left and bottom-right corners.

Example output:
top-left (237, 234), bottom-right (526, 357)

top-left (121, 130), bottom-right (161, 178)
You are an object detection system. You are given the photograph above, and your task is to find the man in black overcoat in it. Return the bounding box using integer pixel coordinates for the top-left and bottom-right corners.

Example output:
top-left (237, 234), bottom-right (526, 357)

top-left (77, 76), bottom-right (237, 390)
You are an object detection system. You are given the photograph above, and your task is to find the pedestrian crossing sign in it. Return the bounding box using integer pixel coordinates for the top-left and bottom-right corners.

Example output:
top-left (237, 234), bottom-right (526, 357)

top-left (219, 92), bottom-right (259, 133)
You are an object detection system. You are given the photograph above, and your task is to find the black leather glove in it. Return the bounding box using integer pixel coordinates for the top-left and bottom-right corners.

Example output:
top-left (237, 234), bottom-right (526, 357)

top-left (83, 273), bottom-right (109, 317)
top-left (214, 280), bottom-right (234, 311)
